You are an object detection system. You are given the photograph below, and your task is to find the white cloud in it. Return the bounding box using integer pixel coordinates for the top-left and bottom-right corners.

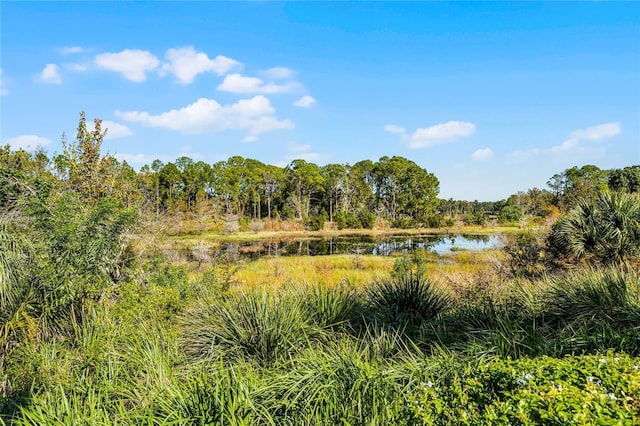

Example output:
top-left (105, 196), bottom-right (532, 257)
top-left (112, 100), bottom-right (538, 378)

top-left (550, 122), bottom-right (621, 156)
top-left (384, 124), bottom-right (406, 134)
top-left (116, 95), bottom-right (293, 138)
top-left (39, 64), bottom-right (62, 84)
top-left (95, 49), bottom-right (160, 82)
top-left (471, 148), bottom-right (494, 162)
top-left (217, 73), bottom-right (301, 94)
top-left (243, 135), bottom-right (258, 143)
top-left (569, 122), bottom-right (621, 141)
top-left (293, 95), bottom-right (316, 108)
top-left (261, 67), bottom-right (295, 80)
top-left (283, 142), bottom-right (328, 163)
top-left (0, 69), bottom-right (7, 95)
top-left (551, 138), bottom-right (579, 154)
top-left (408, 121), bottom-right (476, 148)
top-left (160, 46), bottom-right (241, 84)
top-left (88, 120), bottom-right (133, 139)
top-left (60, 46), bottom-right (86, 55)
top-left (4, 135), bottom-right (52, 151)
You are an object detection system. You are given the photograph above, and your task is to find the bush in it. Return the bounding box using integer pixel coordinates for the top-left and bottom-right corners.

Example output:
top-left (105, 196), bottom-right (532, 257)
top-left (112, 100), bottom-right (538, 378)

top-left (305, 209), bottom-right (328, 231)
top-left (366, 274), bottom-right (451, 330)
top-left (548, 192), bottom-right (640, 265)
top-left (464, 213), bottom-right (487, 226)
top-left (358, 209), bottom-right (376, 229)
top-left (498, 205), bottom-right (524, 224)
top-left (298, 283), bottom-right (363, 330)
top-left (180, 290), bottom-right (318, 366)
top-left (406, 353), bottom-right (640, 425)
top-left (546, 268), bottom-right (640, 326)
top-left (502, 231), bottom-right (553, 278)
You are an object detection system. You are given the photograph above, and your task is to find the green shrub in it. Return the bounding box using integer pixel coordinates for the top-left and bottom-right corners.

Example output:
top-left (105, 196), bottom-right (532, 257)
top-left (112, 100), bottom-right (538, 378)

top-left (498, 205), bottom-right (524, 224)
top-left (407, 353), bottom-right (640, 425)
top-left (298, 283), bottom-right (362, 330)
top-left (180, 290), bottom-right (319, 366)
top-left (546, 267), bottom-right (640, 326)
top-left (502, 231), bottom-right (553, 278)
top-left (366, 274), bottom-right (451, 330)
top-left (549, 191), bottom-right (640, 265)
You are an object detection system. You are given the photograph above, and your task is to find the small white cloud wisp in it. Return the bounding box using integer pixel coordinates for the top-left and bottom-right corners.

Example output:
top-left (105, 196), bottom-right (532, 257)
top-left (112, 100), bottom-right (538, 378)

top-left (217, 73), bottom-right (301, 94)
top-left (471, 147), bottom-right (494, 162)
top-left (293, 96), bottom-right (316, 108)
top-left (39, 64), bottom-right (62, 84)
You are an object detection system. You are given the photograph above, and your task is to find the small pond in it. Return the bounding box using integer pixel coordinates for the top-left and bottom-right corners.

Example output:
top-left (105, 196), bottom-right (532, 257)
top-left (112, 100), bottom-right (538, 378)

top-left (190, 234), bottom-right (502, 262)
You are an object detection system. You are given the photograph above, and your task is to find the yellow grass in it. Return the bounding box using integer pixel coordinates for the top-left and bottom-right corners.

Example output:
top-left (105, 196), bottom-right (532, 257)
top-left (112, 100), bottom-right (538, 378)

top-left (209, 249), bottom-right (502, 293)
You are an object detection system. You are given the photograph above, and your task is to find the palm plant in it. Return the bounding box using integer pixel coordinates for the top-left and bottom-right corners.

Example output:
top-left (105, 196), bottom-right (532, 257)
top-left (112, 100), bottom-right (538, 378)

top-left (549, 191), bottom-right (640, 265)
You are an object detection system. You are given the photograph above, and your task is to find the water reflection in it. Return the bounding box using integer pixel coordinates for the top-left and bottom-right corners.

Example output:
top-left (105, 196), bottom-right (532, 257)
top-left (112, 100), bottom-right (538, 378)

top-left (201, 234), bottom-right (500, 262)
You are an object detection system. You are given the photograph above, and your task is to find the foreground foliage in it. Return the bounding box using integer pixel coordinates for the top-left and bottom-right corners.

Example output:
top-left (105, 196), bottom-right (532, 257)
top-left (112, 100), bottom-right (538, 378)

top-left (2, 262), bottom-right (639, 424)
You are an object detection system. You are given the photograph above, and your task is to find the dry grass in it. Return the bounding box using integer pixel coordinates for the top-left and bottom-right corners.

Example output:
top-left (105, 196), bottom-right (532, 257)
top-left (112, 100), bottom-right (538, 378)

top-left (233, 255), bottom-right (395, 290)
top-left (209, 249), bottom-right (502, 295)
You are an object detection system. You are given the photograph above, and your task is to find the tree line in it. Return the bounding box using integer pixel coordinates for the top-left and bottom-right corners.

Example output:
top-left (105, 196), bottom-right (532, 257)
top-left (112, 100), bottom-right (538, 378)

top-left (1, 113), bottom-right (639, 232)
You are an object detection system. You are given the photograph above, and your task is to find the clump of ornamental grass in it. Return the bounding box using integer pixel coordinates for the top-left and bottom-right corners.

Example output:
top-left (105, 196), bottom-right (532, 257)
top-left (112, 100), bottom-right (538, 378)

top-left (545, 266), bottom-right (640, 326)
top-left (257, 342), bottom-right (408, 425)
top-left (365, 273), bottom-right (452, 331)
top-left (180, 290), bottom-right (319, 366)
top-left (543, 266), bottom-right (640, 355)
top-left (297, 282), bottom-right (363, 330)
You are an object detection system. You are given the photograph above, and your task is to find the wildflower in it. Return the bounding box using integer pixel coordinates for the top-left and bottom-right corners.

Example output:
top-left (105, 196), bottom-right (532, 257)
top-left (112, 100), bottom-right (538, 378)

top-left (420, 381), bottom-right (434, 388)
top-left (614, 357), bottom-right (620, 362)
top-left (608, 393), bottom-right (617, 400)
top-left (634, 365), bottom-right (639, 370)
top-left (516, 379), bottom-right (526, 386)
top-left (599, 358), bottom-right (607, 363)
top-left (523, 373), bottom-right (532, 380)
top-left (587, 376), bottom-right (602, 385)
top-left (557, 384), bottom-right (562, 391)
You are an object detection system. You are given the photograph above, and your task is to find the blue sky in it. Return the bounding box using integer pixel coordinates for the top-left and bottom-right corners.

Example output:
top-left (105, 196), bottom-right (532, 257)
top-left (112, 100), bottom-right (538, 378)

top-left (1, 2), bottom-right (638, 201)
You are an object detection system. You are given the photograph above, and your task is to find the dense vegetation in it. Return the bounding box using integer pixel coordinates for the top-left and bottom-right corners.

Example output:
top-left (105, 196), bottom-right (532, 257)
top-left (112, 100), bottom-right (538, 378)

top-left (1, 113), bottom-right (639, 424)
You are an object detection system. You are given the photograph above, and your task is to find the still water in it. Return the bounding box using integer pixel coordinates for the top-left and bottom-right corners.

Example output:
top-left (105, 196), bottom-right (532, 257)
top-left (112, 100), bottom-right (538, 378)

top-left (204, 234), bottom-right (502, 261)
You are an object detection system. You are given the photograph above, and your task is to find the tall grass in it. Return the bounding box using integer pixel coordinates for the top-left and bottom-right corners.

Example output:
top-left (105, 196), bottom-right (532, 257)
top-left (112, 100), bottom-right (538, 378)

top-left (365, 273), bottom-right (452, 331)
top-left (180, 290), bottom-right (318, 366)
top-left (297, 282), bottom-right (363, 330)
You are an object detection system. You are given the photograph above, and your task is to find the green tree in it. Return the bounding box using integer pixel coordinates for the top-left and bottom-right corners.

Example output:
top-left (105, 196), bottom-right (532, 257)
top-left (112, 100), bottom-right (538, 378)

top-left (287, 159), bottom-right (324, 220)
top-left (321, 163), bottom-right (347, 222)
top-left (373, 156), bottom-right (439, 226)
